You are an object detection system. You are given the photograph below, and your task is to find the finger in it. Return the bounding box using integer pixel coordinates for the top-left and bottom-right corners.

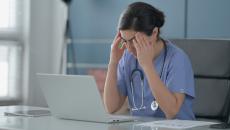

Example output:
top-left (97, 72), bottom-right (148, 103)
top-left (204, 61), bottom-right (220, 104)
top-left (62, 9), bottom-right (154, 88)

top-left (116, 31), bottom-right (121, 38)
top-left (133, 38), bottom-right (140, 51)
top-left (113, 31), bottom-right (121, 44)
top-left (114, 37), bottom-right (122, 47)
top-left (142, 34), bottom-right (149, 44)
top-left (142, 34), bottom-right (150, 47)
top-left (118, 31), bottom-right (121, 36)
top-left (139, 34), bottom-right (147, 48)
top-left (135, 33), bottom-right (144, 48)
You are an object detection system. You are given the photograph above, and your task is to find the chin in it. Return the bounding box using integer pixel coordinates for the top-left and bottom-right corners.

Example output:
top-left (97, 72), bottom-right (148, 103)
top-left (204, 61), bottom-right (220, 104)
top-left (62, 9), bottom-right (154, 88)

top-left (127, 48), bottom-right (137, 57)
top-left (130, 51), bottom-right (137, 58)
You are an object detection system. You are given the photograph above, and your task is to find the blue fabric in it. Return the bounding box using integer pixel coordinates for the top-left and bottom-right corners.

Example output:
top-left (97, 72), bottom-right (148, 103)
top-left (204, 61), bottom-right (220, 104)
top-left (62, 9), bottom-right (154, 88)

top-left (117, 40), bottom-right (195, 120)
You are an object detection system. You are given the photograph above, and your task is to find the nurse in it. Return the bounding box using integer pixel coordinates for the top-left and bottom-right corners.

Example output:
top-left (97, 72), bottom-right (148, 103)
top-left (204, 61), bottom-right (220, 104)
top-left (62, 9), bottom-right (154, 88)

top-left (104, 2), bottom-right (195, 120)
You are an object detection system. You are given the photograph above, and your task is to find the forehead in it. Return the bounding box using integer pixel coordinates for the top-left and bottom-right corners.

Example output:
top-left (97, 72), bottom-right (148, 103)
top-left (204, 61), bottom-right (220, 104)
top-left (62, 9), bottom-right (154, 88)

top-left (120, 30), bottom-right (136, 40)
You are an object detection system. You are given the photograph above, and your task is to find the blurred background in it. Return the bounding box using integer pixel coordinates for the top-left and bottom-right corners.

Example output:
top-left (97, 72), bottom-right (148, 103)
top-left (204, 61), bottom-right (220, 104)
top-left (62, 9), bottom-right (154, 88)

top-left (0, 0), bottom-right (230, 107)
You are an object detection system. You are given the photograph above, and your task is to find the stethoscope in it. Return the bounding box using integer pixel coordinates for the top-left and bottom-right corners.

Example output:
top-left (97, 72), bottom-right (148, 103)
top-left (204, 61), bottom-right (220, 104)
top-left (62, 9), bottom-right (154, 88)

top-left (130, 40), bottom-right (167, 112)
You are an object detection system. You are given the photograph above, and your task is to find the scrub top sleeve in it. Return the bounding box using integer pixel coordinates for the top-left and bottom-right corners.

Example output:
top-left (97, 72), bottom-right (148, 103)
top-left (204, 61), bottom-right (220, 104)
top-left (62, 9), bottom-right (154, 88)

top-left (166, 51), bottom-right (195, 98)
top-left (117, 54), bottom-right (128, 96)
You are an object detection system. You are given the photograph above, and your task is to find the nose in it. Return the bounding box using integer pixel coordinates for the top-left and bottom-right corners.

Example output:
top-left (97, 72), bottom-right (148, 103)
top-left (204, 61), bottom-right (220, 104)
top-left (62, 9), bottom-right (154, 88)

top-left (125, 42), bottom-right (134, 51)
top-left (125, 42), bottom-right (134, 48)
top-left (125, 43), bottom-right (136, 54)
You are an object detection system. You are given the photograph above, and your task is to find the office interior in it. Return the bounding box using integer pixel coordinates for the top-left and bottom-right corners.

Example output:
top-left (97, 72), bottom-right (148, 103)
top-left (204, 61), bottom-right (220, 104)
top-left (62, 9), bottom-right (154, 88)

top-left (0, 0), bottom-right (230, 129)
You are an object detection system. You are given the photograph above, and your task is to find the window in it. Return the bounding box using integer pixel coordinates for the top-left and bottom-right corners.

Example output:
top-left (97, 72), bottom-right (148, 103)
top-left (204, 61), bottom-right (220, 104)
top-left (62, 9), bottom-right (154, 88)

top-left (0, 0), bottom-right (22, 102)
top-left (0, 0), bottom-right (16, 29)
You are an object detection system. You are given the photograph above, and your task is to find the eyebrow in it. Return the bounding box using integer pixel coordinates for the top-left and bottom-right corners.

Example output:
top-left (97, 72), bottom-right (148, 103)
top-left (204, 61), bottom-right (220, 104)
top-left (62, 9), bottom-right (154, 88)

top-left (121, 35), bottom-right (136, 42)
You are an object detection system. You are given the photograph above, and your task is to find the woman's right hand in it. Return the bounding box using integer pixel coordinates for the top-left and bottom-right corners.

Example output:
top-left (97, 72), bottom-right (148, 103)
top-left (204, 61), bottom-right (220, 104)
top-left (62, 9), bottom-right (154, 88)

top-left (109, 32), bottom-right (125, 65)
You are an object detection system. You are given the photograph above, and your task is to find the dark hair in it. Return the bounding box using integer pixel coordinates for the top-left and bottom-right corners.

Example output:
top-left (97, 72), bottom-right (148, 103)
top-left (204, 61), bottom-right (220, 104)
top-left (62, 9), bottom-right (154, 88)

top-left (118, 2), bottom-right (165, 37)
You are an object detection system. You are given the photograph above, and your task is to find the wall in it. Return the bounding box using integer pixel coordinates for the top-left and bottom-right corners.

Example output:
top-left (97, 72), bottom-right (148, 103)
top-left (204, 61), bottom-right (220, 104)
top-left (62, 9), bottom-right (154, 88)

top-left (187, 0), bottom-right (230, 38)
top-left (67, 0), bottom-right (230, 74)
top-left (25, 0), bottom-right (230, 106)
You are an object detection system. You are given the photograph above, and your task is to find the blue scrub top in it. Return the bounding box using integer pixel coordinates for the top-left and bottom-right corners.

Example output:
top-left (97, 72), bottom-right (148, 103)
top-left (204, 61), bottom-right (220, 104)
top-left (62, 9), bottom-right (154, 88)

top-left (117, 40), bottom-right (195, 120)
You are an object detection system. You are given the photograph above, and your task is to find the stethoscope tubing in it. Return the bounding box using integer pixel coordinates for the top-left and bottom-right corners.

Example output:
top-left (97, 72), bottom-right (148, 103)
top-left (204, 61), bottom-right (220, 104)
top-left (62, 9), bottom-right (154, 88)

top-left (129, 40), bottom-right (167, 111)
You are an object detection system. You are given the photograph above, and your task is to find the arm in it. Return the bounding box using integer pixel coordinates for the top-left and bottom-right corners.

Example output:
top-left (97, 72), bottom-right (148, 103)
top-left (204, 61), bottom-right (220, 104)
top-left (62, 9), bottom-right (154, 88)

top-left (103, 32), bottom-right (126, 114)
top-left (143, 65), bottom-right (185, 119)
top-left (104, 62), bottom-right (126, 114)
top-left (133, 32), bottom-right (185, 119)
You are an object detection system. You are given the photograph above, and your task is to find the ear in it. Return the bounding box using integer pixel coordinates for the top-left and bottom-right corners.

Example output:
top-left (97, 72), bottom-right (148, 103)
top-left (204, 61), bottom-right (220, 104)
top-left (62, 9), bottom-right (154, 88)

top-left (151, 27), bottom-right (159, 41)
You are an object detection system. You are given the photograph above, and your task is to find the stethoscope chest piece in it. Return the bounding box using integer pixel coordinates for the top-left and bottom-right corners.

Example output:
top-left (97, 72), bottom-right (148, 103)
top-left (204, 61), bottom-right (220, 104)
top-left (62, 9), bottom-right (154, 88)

top-left (151, 100), bottom-right (159, 111)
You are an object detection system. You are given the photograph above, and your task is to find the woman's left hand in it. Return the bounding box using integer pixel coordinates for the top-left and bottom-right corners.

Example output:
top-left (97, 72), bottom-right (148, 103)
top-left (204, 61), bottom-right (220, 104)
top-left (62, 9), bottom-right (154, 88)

top-left (133, 32), bottom-right (156, 70)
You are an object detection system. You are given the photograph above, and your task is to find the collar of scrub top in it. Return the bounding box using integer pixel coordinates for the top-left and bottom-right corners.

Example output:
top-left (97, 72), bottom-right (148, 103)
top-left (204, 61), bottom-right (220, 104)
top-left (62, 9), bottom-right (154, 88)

top-left (130, 39), bottom-right (167, 112)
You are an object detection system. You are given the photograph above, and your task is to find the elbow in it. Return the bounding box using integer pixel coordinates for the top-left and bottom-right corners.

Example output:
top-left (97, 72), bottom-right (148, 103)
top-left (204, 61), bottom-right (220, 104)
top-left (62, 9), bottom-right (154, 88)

top-left (103, 98), bottom-right (118, 114)
top-left (103, 93), bottom-right (124, 114)
top-left (165, 108), bottom-right (180, 119)
top-left (104, 104), bottom-right (114, 114)
top-left (104, 105), bottom-right (117, 114)
top-left (165, 96), bottom-right (184, 119)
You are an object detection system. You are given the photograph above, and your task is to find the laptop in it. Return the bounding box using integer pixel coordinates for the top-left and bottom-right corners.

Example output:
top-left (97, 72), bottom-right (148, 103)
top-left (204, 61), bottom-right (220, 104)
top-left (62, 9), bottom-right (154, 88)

top-left (37, 73), bottom-right (135, 123)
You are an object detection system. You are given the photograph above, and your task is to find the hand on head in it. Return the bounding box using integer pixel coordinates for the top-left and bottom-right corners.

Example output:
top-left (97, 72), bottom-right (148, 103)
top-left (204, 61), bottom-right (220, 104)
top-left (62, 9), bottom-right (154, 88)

top-left (133, 32), bottom-right (156, 69)
top-left (109, 32), bottom-right (126, 65)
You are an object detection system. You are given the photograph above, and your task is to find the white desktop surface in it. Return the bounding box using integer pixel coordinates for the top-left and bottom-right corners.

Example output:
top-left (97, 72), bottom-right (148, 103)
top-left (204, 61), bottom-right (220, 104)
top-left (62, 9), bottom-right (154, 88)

top-left (0, 106), bottom-right (228, 130)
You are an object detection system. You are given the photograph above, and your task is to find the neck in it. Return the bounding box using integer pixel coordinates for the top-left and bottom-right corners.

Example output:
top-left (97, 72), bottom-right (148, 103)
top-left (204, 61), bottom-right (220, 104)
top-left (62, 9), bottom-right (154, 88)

top-left (154, 39), bottom-right (165, 59)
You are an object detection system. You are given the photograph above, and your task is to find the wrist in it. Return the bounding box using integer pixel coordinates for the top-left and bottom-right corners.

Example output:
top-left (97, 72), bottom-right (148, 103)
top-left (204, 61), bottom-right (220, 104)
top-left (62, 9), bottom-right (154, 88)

top-left (108, 61), bottom-right (119, 67)
top-left (142, 62), bottom-right (154, 71)
top-left (143, 63), bottom-right (158, 77)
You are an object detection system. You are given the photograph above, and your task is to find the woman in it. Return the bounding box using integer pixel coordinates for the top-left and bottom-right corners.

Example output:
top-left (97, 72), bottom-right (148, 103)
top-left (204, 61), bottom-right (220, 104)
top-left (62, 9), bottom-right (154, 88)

top-left (104, 2), bottom-right (195, 120)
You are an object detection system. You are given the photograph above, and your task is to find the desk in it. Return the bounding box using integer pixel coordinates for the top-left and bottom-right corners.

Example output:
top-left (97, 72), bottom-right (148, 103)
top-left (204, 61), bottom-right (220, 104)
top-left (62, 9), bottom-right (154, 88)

top-left (0, 106), bottom-right (228, 130)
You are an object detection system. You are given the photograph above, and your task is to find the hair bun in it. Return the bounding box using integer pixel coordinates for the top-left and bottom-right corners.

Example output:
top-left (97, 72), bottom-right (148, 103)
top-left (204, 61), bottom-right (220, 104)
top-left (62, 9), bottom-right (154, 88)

top-left (156, 18), bottom-right (164, 27)
top-left (155, 11), bottom-right (165, 27)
